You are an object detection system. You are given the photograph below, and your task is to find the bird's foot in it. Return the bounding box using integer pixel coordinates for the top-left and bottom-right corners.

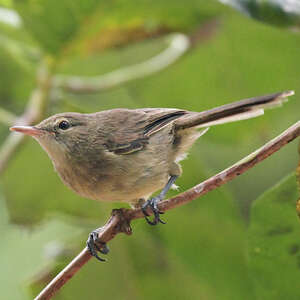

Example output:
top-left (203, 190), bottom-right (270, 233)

top-left (86, 229), bottom-right (109, 262)
top-left (141, 196), bottom-right (166, 226)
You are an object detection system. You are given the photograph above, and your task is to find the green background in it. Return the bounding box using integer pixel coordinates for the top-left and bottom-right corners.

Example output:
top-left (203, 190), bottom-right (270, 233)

top-left (0, 1), bottom-right (299, 299)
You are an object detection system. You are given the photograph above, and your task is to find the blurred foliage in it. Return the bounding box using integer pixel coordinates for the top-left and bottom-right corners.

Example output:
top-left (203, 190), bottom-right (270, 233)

top-left (30, 188), bottom-right (253, 300)
top-left (248, 174), bottom-right (300, 300)
top-left (13, 0), bottom-right (218, 56)
top-left (0, 190), bottom-right (84, 300)
top-left (0, 0), bottom-right (299, 299)
top-left (219, 0), bottom-right (300, 28)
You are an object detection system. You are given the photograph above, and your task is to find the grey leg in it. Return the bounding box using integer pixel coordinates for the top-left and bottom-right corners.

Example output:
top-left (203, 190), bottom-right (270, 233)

top-left (86, 228), bottom-right (110, 261)
top-left (142, 175), bottom-right (178, 225)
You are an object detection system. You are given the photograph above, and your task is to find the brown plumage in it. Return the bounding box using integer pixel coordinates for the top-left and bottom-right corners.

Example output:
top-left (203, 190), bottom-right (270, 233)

top-left (11, 91), bottom-right (293, 208)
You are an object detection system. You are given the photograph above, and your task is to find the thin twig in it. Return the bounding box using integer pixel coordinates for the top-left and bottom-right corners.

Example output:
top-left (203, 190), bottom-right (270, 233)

top-left (53, 33), bottom-right (191, 93)
top-left (34, 120), bottom-right (300, 300)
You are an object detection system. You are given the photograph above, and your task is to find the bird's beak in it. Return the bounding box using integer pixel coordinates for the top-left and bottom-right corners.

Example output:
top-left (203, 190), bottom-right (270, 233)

top-left (10, 125), bottom-right (43, 137)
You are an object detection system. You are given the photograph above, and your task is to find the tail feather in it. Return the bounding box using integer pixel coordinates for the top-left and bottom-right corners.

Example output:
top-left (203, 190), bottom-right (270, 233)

top-left (175, 91), bottom-right (294, 130)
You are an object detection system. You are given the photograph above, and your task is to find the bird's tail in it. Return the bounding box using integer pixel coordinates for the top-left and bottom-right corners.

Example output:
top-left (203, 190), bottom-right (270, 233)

top-left (175, 91), bottom-right (294, 130)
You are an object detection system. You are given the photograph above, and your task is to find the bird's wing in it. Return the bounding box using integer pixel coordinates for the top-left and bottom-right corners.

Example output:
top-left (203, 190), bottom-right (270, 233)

top-left (101, 108), bottom-right (187, 155)
top-left (142, 108), bottom-right (187, 136)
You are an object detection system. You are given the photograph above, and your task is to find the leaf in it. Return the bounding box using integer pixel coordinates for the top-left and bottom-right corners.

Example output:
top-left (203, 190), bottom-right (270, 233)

top-left (0, 1), bottom-right (13, 8)
top-left (247, 173), bottom-right (300, 300)
top-left (0, 189), bottom-right (84, 300)
top-left (219, 0), bottom-right (300, 28)
top-left (159, 186), bottom-right (255, 300)
top-left (13, 0), bottom-right (100, 55)
top-left (12, 0), bottom-right (219, 56)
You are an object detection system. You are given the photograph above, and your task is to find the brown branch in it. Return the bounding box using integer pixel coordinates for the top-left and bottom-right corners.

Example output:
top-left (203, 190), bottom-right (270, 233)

top-left (34, 120), bottom-right (300, 300)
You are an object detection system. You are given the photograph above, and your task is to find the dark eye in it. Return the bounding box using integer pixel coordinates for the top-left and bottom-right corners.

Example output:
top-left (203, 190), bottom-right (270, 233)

top-left (58, 120), bottom-right (70, 130)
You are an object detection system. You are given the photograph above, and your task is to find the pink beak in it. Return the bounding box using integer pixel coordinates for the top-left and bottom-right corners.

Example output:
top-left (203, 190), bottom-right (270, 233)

top-left (10, 126), bottom-right (43, 137)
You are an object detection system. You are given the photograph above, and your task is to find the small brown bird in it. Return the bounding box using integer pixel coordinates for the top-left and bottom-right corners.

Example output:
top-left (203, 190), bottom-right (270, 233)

top-left (10, 91), bottom-right (294, 260)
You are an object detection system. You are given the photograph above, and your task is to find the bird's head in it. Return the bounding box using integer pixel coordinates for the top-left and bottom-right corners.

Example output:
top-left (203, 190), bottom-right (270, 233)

top-left (10, 113), bottom-right (92, 164)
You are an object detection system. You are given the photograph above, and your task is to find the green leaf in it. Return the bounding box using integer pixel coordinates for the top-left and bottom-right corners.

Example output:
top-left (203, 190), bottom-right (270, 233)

top-left (0, 1), bottom-right (13, 8)
top-left (158, 187), bottom-right (255, 300)
top-left (12, 0), bottom-right (220, 56)
top-left (13, 0), bottom-right (100, 55)
top-left (0, 189), bottom-right (84, 300)
top-left (219, 0), bottom-right (300, 28)
top-left (247, 173), bottom-right (300, 300)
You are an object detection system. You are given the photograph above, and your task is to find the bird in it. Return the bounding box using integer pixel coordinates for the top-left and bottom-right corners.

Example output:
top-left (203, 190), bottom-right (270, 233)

top-left (10, 90), bottom-right (294, 260)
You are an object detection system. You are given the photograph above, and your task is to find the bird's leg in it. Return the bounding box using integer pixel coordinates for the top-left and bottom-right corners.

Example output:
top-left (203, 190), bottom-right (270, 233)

top-left (142, 175), bottom-right (178, 225)
top-left (86, 227), bottom-right (109, 262)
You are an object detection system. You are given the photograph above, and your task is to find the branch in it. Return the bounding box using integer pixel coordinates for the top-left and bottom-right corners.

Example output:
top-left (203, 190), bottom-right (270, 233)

top-left (0, 61), bottom-right (54, 175)
top-left (34, 120), bottom-right (300, 300)
top-left (52, 33), bottom-right (190, 93)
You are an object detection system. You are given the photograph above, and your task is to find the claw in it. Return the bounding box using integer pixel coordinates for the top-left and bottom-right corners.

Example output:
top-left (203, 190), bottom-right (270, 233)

top-left (86, 230), bottom-right (109, 262)
top-left (140, 175), bottom-right (177, 225)
top-left (142, 197), bottom-right (166, 225)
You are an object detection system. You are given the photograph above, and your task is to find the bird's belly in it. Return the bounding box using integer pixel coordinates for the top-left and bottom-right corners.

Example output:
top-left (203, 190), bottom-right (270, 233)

top-left (57, 161), bottom-right (169, 204)
top-left (87, 172), bottom-right (168, 203)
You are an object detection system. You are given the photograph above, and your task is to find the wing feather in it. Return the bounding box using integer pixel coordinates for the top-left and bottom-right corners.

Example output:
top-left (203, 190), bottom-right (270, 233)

top-left (102, 108), bottom-right (187, 155)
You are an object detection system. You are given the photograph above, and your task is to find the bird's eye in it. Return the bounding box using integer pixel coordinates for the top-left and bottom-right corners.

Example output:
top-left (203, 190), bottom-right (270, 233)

top-left (58, 120), bottom-right (70, 130)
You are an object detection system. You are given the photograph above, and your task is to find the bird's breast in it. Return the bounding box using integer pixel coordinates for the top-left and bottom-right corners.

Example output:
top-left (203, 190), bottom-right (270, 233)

top-left (53, 150), bottom-right (170, 203)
